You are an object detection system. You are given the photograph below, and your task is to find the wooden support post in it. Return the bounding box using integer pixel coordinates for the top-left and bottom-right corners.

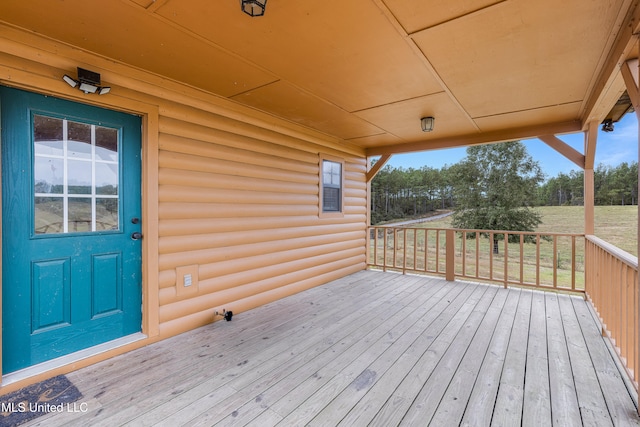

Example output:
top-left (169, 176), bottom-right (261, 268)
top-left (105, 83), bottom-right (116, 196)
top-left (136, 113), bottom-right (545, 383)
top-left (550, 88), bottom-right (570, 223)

top-left (446, 229), bottom-right (455, 281)
top-left (584, 122), bottom-right (597, 236)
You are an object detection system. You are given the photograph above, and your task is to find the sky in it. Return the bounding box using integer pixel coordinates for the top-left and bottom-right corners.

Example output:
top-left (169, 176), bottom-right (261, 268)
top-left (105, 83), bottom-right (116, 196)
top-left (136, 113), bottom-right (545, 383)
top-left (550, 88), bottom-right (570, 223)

top-left (383, 113), bottom-right (639, 180)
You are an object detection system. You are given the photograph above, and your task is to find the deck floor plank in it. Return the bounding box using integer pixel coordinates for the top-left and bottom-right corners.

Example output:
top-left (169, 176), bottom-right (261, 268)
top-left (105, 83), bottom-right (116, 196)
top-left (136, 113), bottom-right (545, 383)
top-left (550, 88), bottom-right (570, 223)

top-left (177, 276), bottom-right (449, 426)
top-left (428, 287), bottom-right (514, 427)
top-left (491, 289), bottom-right (533, 427)
top-left (218, 278), bottom-right (457, 427)
top-left (459, 289), bottom-right (521, 427)
top-left (572, 298), bottom-right (640, 427)
top-left (397, 285), bottom-right (500, 425)
top-left (558, 296), bottom-right (614, 427)
top-left (522, 291), bottom-right (552, 427)
top-left (336, 282), bottom-right (478, 427)
top-left (15, 270), bottom-right (639, 427)
top-left (304, 282), bottom-right (476, 427)
top-left (262, 282), bottom-right (477, 426)
top-left (545, 292), bottom-right (582, 426)
top-left (86, 273), bottom-right (424, 427)
top-left (369, 283), bottom-right (493, 426)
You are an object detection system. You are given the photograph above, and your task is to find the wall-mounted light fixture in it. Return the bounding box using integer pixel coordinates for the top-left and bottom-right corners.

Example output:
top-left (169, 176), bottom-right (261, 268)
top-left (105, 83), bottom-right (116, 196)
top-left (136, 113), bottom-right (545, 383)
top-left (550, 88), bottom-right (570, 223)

top-left (421, 117), bottom-right (435, 132)
top-left (241, 0), bottom-right (267, 17)
top-left (601, 119), bottom-right (614, 132)
top-left (62, 67), bottom-right (111, 95)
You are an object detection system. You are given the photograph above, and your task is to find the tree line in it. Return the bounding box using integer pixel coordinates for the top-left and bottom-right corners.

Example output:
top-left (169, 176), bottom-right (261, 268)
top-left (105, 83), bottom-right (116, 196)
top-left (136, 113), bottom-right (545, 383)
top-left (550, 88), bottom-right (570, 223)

top-left (371, 154), bottom-right (638, 225)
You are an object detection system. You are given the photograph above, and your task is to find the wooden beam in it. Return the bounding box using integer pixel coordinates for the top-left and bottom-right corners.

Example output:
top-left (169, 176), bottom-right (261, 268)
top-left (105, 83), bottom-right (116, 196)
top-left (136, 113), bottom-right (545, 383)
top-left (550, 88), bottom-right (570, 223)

top-left (584, 122), bottom-right (598, 170)
top-left (366, 120), bottom-right (582, 157)
top-left (581, 0), bottom-right (640, 125)
top-left (366, 154), bottom-right (392, 182)
top-left (584, 125), bottom-right (596, 235)
top-left (538, 135), bottom-right (585, 169)
top-left (584, 169), bottom-right (595, 235)
top-left (622, 59), bottom-right (640, 107)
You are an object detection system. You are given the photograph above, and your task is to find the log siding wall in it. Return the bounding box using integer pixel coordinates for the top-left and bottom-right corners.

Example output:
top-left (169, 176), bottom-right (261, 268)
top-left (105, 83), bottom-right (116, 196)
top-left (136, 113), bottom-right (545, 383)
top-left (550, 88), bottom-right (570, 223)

top-left (156, 108), bottom-right (368, 335)
top-left (0, 25), bottom-right (367, 388)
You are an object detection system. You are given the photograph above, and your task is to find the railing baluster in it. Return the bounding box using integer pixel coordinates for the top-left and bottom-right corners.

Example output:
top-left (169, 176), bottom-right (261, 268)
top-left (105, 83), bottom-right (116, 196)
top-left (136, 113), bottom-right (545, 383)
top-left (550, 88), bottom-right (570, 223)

top-left (383, 228), bottom-right (388, 272)
top-left (520, 234), bottom-right (524, 284)
top-left (571, 235), bottom-right (576, 290)
top-left (553, 235), bottom-right (558, 289)
top-left (413, 228), bottom-right (418, 270)
top-left (424, 229), bottom-right (429, 272)
top-left (536, 234), bottom-right (541, 288)
top-left (504, 233), bottom-right (508, 288)
top-left (402, 228), bottom-right (407, 274)
top-left (489, 231), bottom-right (494, 281)
top-left (436, 230), bottom-right (440, 274)
top-left (373, 228), bottom-right (378, 268)
top-left (462, 231), bottom-right (467, 278)
top-left (475, 231), bottom-right (480, 278)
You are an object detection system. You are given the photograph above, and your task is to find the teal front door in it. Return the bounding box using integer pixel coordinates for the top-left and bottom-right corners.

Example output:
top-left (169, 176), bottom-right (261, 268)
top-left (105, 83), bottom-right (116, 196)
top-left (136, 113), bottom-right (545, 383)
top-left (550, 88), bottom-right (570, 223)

top-left (1, 86), bottom-right (143, 374)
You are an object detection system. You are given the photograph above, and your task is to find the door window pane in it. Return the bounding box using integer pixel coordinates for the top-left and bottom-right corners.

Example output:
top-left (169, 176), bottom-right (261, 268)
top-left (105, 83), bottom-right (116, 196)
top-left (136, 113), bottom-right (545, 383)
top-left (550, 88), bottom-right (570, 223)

top-left (34, 157), bottom-right (64, 194)
top-left (96, 163), bottom-right (118, 195)
top-left (96, 198), bottom-right (119, 230)
top-left (67, 121), bottom-right (92, 159)
top-left (68, 160), bottom-right (92, 194)
top-left (96, 127), bottom-right (118, 161)
top-left (68, 198), bottom-right (92, 232)
top-left (34, 115), bottom-right (63, 156)
top-left (35, 197), bottom-right (64, 234)
top-left (33, 114), bottom-right (121, 234)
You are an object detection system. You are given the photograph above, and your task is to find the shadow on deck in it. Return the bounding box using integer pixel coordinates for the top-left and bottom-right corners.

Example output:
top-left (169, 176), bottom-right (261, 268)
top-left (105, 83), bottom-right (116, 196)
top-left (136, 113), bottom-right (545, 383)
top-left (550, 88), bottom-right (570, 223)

top-left (18, 270), bottom-right (640, 426)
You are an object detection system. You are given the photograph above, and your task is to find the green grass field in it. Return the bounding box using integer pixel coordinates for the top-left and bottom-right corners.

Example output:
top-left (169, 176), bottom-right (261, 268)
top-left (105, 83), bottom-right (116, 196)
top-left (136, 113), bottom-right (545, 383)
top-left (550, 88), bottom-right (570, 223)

top-left (416, 206), bottom-right (638, 256)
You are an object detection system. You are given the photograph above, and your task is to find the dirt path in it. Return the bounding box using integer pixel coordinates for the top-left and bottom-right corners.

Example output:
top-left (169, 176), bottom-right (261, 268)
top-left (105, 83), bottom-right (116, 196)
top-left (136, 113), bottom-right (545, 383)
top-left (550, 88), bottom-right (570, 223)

top-left (380, 211), bottom-right (453, 227)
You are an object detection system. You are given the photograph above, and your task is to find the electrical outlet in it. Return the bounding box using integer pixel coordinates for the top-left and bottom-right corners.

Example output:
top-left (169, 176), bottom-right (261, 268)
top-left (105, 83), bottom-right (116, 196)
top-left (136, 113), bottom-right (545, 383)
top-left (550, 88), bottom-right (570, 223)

top-left (176, 265), bottom-right (199, 297)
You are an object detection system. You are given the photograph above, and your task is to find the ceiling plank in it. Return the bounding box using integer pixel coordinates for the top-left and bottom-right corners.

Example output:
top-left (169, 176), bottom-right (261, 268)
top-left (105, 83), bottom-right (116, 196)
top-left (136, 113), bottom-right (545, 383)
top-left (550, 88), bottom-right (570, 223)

top-left (538, 135), bottom-right (585, 169)
top-left (366, 120), bottom-right (582, 156)
top-left (372, 0), bottom-right (480, 132)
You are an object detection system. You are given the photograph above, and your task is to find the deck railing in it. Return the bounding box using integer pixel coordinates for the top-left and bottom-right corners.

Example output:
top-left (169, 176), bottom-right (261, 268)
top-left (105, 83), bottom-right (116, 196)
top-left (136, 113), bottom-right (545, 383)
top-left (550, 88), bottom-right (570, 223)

top-left (368, 226), bottom-right (585, 292)
top-left (367, 226), bottom-right (640, 393)
top-left (585, 235), bottom-right (639, 391)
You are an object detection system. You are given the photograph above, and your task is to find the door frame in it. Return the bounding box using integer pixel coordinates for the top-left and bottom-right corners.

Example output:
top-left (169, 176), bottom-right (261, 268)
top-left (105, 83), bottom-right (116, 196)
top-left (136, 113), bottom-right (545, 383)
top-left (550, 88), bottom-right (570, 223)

top-left (0, 81), bottom-right (160, 388)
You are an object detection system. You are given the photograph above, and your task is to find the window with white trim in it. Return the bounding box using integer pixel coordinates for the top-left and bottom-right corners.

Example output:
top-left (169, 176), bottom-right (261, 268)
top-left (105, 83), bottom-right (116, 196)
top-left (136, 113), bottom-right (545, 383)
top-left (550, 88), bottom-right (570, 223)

top-left (322, 159), bottom-right (342, 213)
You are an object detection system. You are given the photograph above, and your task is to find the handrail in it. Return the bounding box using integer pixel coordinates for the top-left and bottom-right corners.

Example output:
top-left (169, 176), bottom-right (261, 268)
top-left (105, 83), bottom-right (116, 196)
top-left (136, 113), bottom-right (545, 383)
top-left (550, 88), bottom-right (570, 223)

top-left (368, 226), bottom-right (585, 292)
top-left (585, 235), bottom-right (639, 392)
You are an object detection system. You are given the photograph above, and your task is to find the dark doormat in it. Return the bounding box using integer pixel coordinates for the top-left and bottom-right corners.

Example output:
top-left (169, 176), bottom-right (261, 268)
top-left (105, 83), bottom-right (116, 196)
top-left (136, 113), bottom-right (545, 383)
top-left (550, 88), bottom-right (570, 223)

top-left (0, 375), bottom-right (83, 427)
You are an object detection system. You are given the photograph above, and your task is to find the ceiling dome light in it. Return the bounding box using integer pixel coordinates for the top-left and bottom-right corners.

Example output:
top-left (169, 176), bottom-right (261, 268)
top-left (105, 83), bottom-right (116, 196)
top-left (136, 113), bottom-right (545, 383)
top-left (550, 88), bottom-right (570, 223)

top-left (241, 0), bottom-right (267, 17)
top-left (421, 117), bottom-right (435, 132)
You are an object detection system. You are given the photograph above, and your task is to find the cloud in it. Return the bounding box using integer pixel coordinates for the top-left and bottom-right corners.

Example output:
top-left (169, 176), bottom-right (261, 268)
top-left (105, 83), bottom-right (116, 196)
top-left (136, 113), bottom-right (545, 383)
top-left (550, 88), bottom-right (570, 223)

top-left (596, 114), bottom-right (638, 167)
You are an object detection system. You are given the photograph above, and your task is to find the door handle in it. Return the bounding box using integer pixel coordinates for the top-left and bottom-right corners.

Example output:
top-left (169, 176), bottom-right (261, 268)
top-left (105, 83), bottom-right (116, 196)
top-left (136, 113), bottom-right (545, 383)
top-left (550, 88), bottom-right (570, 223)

top-left (131, 232), bottom-right (143, 240)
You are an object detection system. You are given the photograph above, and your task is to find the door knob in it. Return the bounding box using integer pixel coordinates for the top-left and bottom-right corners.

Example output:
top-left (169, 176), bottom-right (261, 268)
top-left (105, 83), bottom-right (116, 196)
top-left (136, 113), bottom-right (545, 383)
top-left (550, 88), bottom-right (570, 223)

top-left (131, 232), bottom-right (143, 240)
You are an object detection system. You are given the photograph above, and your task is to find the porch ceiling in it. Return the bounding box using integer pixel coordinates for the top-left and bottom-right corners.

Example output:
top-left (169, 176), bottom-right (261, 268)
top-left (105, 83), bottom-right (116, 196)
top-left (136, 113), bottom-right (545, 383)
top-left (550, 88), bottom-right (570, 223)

top-left (0, 0), bottom-right (638, 155)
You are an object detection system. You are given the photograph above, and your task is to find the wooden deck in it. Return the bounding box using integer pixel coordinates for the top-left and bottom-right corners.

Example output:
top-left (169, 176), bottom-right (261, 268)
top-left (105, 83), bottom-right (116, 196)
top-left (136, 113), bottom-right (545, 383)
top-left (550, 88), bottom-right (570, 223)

top-left (22, 270), bottom-right (640, 426)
